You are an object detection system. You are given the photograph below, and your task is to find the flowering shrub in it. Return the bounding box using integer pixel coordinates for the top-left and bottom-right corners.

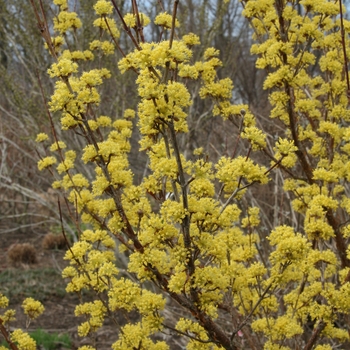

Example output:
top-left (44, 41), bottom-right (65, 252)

top-left (28, 0), bottom-right (350, 349)
top-left (0, 295), bottom-right (44, 350)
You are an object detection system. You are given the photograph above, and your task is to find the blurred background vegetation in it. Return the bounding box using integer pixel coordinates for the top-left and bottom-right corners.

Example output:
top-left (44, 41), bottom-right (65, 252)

top-left (0, 0), bottom-right (271, 240)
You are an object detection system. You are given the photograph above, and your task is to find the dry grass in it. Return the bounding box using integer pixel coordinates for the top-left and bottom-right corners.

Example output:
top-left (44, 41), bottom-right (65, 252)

top-left (7, 243), bottom-right (37, 266)
top-left (42, 233), bottom-right (67, 250)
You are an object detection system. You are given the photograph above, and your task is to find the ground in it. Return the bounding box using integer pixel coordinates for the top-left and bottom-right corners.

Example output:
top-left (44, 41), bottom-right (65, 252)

top-left (0, 229), bottom-right (118, 349)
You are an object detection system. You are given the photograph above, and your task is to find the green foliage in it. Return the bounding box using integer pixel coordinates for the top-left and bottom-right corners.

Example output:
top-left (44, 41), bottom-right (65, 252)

top-left (0, 268), bottom-right (66, 302)
top-left (1, 329), bottom-right (71, 350)
top-left (30, 329), bottom-right (71, 350)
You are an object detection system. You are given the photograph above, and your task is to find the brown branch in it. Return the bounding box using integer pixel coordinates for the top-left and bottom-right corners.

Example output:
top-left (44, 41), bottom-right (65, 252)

top-left (29, 0), bottom-right (57, 59)
top-left (274, 2), bottom-right (350, 269)
top-left (286, 82), bottom-right (313, 184)
top-left (132, 0), bottom-right (145, 44)
top-left (326, 211), bottom-right (350, 268)
top-left (166, 287), bottom-right (236, 349)
top-left (303, 320), bottom-right (326, 350)
top-left (110, 0), bottom-right (141, 50)
top-left (230, 110), bottom-right (245, 158)
top-left (35, 70), bottom-right (61, 148)
top-left (167, 122), bottom-right (191, 250)
top-left (0, 318), bottom-right (19, 350)
top-left (231, 284), bottom-right (273, 342)
top-left (169, 0), bottom-right (179, 50)
top-left (339, 0), bottom-right (350, 94)
top-left (162, 323), bottom-right (214, 344)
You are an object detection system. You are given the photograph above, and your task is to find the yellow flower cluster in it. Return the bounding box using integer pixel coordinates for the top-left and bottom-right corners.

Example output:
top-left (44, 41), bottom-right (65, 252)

top-left (75, 300), bottom-right (107, 336)
top-left (53, 10), bottom-right (82, 34)
top-left (93, 0), bottom-right (113, 16)
top-left (123, 13), bottom-right (151, 28)
top-left (93, 17), bottom-right (119, 38)
top-left (11, 330), bottom-right (37, 350)
top-left (35, 133), bottom-right (49, 142)
top-left (22, 298), bottom-right (45, 319)
top-left (154, 12), bottom-right (179, 29)
top-left (0, 294), bottom-right (9, 308)
top-left (216, 156), bottom-right (268, 193)
top-left (0, 294), bottom-right (45, 349)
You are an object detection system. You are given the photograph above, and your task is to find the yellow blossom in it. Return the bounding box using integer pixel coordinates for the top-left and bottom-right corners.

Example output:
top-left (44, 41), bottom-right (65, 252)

top-left (93, 0), bottom-right (113, 15)
top-left (154, 12), bottom-right (179, 29)
top-left (38, 156), bottom-right (56, 170)
top-left (22, 298), bottom-right (45, 319)
top-left (53, 10), bottom-right (82, 34)
top-left (242, 126), bottom-right (267, 150)
top-left (35, 133), bottom-right (49, 142)
top-left (11, 330), bottom-right (36, 350)
top-left (182, 33), bottom-right (200, 46)
top-left (0, 294), bottom-right (9, 308)
top-left (203, 48), bottom-right (220, 60)
top-left (123, 13), bottom-right (151, 28)
top-left (1, 309), bottom-right (16, 323)
top-left (53, 0), bottom-right (67, 10)
top-left (48, 58), bottom-right (78, 78)
top-left (93, 17), bottom-right (119, 37)
top-left (49, 141), bottom-right (66, 151)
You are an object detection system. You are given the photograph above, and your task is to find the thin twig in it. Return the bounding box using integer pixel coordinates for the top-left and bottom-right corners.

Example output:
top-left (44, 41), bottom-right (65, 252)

top-left (169, 0), bottom-right (179, 50)
top-left (110, 0), bottom-right (141, 50)
top-left (0, 318), bottom-right (19, 350)
top-left (231, 283), bottom-right (273, 343)
top-left (29, 0), bottom-right (57, 59)
top-left (339, 0), bottom-right (350, 94)
top-left (133, 0), bottom-right (145, 44)
top-left (162, 323), bottom-right (214, 344)
top-left (303, 321), bottom-right (326, 350)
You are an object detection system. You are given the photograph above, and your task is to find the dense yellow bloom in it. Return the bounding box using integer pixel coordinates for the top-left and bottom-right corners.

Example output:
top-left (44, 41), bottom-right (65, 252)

top-left (53, 10), bottom-right (82, 34)
top-left (53, 0), bottom-right (67, 10)
top-left (93, 0), bottom-right (113, 15)
top-left (38, 156), bottom-right (56, 170)
top-left (35, 133), bottom-right (49, 142)
top-left (10, 330), bottom-right (36, 350)
top-left (154, 12), bottom-right (179, 29)
top-left (50, 35), bottom-right (65, 52)
top-left (182, 33), bottom-right (200, 46)
top-left (241, 207), bottom-right (260, 228)
top-left (93, 17), bottom-right (119, 37)
top-left (100, 41), bottom-right (115, 55)
top-left (1, 309), bottom-right (16, 323)
top-left (242, 126), bottom-right (267, 150)
top-left (50, 140), bottom-right (66, 151)
top-left (0, 294), bottom-right (9, 308)
top-left (269, 225), bottom-right (311, 265)
top-left (216, 156), bottom-right (268, 193)
top-left (22, 298), bottom-right (45, 319)
top-left (123, 13), bottom-right (151, 27)
top-left (314, 346), bottom-right (332, 350)
top-left (112, 323), bottom-right (168, 350)
top-left (75, 300), bottom-right (106, 335)
top-left (48, 58), bottom-right (78, 78)
top-left (199, 78), bottom-right (233, 99)
top-left (252, 315), bottom-right (303, 341)
top-left (203, 48), bottom-right (220, 60)
top-left (123, 109), bottom-right (135, 119)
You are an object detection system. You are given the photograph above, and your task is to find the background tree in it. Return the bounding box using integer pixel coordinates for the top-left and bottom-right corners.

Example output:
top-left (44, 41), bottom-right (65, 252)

top-left (0, 0), bottom-right (255, 239)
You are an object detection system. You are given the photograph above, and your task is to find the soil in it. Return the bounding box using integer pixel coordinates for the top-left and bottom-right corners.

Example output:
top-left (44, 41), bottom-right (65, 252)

top-left (0, 230), bottom-right (118, 349)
